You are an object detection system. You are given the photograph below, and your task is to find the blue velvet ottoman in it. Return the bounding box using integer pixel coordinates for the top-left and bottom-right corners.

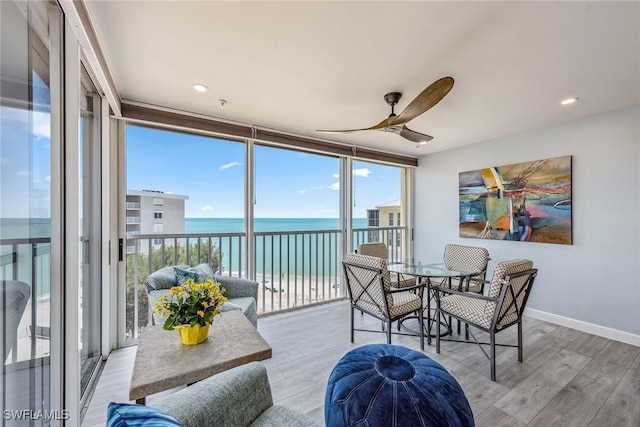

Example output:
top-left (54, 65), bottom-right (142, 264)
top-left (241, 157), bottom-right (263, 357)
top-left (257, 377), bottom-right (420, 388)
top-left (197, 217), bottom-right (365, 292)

top-left (325, 344), bottom-right (474, 427)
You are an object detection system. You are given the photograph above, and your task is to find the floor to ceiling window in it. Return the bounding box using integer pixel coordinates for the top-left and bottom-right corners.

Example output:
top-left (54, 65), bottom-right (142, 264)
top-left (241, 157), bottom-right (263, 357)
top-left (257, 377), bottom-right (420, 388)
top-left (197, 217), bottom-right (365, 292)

top-left (253, 145), bottom-right (341, 312)
top-left (351, 160), bottom-right (407, 261)
top-left (0, 0), bottom-right (62, 421)
top-left (124, 125), bottom-right (246, 340)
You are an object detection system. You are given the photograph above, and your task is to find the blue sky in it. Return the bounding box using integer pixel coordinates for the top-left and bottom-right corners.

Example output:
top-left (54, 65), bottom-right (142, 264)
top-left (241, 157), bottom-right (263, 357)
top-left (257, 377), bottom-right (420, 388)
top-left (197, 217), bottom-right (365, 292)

top-left (127, 125), bottom-right (401, 218)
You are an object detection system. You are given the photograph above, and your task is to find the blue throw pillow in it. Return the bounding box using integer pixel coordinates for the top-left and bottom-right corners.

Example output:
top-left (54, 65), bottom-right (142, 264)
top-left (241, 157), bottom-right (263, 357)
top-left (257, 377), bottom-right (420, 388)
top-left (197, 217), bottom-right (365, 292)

top-left (174, 267), bottom-right (199, 285)
top-left (174, 264), bottom-right (215, 285)
top-left (106, 402), bottom-right (182, 427)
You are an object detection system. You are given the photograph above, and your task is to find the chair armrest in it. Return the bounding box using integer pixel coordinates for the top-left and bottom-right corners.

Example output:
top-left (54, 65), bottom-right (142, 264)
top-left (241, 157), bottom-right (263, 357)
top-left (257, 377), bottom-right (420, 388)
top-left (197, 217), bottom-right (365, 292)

top-left (436, 287), bottom-right (498, 302)
top-left (216, 276), bottom-right (259, 301)
top-left (154, 362), bottom-right (273, 427)
top-left (388, 282), bottom-right (424, 294)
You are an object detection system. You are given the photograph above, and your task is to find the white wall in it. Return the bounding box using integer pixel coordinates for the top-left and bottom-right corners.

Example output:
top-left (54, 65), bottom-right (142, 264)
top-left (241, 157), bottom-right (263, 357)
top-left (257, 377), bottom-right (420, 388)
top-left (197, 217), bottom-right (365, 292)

top-left (414, 105), bottom-right (640, 344)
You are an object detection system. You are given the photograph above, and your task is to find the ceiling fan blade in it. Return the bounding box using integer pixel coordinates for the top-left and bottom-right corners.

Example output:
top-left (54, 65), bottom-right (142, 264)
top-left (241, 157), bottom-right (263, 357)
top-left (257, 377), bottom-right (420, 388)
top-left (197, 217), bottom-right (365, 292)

top-left (317, 117), bottom-right (390, 134)
top-left (391, 76), bottom-right (454, 126)
top-left (398, 125), bottom-right (433, 143)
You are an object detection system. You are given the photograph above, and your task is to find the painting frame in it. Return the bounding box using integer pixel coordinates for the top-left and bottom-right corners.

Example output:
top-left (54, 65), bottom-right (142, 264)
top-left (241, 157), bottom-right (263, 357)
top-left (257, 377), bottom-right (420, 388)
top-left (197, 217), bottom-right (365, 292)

top-left (459, 155), bottom-right (572, 245)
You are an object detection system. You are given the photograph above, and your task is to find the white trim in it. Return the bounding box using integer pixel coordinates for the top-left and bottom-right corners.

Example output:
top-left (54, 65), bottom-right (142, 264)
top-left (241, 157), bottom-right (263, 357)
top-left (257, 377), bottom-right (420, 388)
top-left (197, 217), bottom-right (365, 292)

top-left (57, 0), bottom-right (121, 115)
top-left (64, 20), bottom-right (81, 424)
top-left (524, 308), bottom-right (640, 347)
top-left (48, 4), bottom-right (64, 426)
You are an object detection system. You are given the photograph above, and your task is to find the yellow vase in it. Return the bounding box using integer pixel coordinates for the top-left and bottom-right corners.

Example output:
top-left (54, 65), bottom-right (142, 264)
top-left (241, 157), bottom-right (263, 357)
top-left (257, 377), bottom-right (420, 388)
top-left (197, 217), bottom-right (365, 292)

top-left (176, 323), bottom-right (210, 345)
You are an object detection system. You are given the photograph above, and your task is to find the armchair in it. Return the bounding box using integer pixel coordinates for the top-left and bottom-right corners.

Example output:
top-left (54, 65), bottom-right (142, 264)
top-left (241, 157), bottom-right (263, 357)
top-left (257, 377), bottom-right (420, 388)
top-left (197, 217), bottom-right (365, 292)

top-left (435, 259), bottom-right (537, 380)
top-left (342, 253), bottom-right (424, 350)
top-left (107, 362), bottom-right (319, 427)
top-left (145, 264), bottom-right (258, 328)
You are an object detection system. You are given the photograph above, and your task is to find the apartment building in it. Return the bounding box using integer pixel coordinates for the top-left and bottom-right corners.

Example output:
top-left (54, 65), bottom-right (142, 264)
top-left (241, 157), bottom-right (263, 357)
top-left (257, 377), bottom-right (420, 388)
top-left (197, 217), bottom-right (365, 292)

top-left (126, 189), bottom-right (188, 253)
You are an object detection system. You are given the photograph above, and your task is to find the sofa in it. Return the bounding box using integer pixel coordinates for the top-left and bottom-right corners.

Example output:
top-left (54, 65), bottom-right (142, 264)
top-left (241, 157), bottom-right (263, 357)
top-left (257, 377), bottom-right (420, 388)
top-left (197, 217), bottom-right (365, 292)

top-left (107, 362), bottom-right (319, 427)
top-left (144, 263), bottom-right (258, 328)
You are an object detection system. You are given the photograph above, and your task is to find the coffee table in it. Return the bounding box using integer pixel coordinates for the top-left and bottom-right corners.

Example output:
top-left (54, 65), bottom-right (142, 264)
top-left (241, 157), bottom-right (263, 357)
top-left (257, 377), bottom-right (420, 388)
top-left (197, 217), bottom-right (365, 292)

top-left (129, 310), bottom-right (272, 404)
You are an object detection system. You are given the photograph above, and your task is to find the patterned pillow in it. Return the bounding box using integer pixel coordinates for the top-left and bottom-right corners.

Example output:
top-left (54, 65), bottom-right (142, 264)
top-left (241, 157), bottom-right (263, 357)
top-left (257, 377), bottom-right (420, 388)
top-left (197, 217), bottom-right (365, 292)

top-left (106, 402), bottom-right (182, 427)
top-left (174, 267), bottom-right (199, 284)
top-left (174, 263), bottom-right (215, 284)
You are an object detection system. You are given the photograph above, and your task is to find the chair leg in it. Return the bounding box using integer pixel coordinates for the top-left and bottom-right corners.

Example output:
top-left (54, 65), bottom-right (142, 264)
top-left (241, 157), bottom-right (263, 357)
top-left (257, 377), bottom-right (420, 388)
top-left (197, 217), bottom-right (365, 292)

top-left (386, 320), bottom-right (392, 344)
top-left (350, 306), bottom-right (354, 343)
top-left (518, 320), bottom-right (523, 362)
top-left (490, 331), bottom-right (496, 381)
top-left (436, 310), bottom-right (441, 353)
top-left (418, 307), bottom-right (424, 350)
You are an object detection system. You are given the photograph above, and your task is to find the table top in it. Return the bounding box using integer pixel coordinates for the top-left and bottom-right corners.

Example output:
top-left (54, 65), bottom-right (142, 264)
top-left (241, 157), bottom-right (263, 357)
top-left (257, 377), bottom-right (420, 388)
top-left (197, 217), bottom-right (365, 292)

top-left (129, 310), bottom-right (272, 401)
top-left (387, 261), bottom-right (481, 278)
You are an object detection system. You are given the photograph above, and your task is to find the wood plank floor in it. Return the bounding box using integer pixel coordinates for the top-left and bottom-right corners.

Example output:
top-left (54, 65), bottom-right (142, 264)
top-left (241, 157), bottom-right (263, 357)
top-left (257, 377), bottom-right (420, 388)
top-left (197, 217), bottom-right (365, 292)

top-left (81, 301), bottom-right (640, 427)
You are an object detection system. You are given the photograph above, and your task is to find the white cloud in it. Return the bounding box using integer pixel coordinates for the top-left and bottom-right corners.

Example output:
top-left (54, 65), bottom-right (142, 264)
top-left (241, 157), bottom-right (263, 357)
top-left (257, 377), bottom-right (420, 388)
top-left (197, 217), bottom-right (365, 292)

top-left (44, 176), bottom-right (51, 183)
top-left (312, 186), bottom-right (324, 190)
top-left (219, 161), bottom-right (241, 171)
top-left (2, 108), bottom-right (51, 141)
top-left (353, 168), bottom-right (372, 177)
top-left (332, 173), bottom-right (339, 178)
top-left (15, 171), bottom-right (31, 177)
top-left (329, 182), bottom-right (340, 191)
top-left (296, 190), bottom-right (306, 195)
top-left (200, 205), bottom-right (214, 211)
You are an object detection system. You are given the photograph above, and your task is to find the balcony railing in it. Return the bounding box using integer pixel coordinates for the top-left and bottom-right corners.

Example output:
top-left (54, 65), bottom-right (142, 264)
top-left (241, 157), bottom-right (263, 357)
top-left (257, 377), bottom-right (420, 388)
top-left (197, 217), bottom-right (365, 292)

top-left (125, 226), bottom-right (407, 341)
top-left (0, 237), bottom-right (51, 364)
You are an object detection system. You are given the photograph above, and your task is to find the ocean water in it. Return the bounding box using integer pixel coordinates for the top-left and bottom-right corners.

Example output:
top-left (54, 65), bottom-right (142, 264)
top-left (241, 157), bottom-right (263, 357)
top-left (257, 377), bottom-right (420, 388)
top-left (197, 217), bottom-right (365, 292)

top-left (185, 217), bottom-right (367, 233)
top-left (185, 218), bottom-right (368, 276)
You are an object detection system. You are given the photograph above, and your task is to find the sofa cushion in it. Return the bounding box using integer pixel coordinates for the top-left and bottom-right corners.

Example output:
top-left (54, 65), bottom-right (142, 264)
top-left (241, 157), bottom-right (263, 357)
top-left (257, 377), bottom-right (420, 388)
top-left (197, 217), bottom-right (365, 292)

top-left (251, 405), bottom-right (318, 426)
top-left (144, 264), bottom-right (189, 292)
top-left (106, 402), bottom-right (182, 427)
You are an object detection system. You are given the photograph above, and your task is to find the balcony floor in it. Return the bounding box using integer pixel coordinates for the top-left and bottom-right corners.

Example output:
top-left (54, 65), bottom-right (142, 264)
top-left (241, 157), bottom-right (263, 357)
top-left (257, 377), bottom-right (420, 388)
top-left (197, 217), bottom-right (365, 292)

top-left (81, 300), bottom-right (639, 427)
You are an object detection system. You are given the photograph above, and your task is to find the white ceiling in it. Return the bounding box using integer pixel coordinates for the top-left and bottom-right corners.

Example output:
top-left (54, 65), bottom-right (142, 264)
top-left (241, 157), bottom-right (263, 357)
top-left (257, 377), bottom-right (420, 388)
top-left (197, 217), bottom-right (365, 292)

top-left (85, 1), bottom-right (640, 157)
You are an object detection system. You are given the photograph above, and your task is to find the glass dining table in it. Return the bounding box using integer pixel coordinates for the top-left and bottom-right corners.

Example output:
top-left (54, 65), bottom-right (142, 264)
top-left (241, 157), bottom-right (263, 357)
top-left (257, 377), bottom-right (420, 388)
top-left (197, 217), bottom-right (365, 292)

top-left (387, 261), bottom-right (484, 343)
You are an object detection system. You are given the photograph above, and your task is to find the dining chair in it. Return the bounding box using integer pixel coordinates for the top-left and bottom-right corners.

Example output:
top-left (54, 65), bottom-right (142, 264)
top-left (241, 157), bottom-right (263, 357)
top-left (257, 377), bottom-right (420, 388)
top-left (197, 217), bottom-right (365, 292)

top-left (441, 243), bottom-right (490, 293)
top-left (435, 259), bottom-right (538, 380)
top-left (356, 243), bottom-right (415, 289)
top-left (342, 253), bottom-right (425, 350)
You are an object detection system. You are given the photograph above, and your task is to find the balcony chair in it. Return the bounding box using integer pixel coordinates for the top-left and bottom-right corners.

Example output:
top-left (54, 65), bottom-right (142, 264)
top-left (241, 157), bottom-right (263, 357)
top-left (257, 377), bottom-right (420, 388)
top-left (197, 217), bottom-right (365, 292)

top-left (1, 280), bottom-right (31, 363)
top-left (145, 263), bottom-right (258, 328)
top-left (107, 362), bottom-right (319, 427)
top-left (356, 242), bottom-right (415, 289)
top-left (342, 253), bottom-right (424, 350)
top-left (435, 259), bottom-right (538, 380)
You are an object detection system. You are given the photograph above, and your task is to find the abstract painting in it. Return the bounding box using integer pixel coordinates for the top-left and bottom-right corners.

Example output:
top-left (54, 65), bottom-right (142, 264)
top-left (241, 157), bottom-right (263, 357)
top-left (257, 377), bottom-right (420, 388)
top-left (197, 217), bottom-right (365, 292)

top-left (459, 156), bottom-right (572, 244)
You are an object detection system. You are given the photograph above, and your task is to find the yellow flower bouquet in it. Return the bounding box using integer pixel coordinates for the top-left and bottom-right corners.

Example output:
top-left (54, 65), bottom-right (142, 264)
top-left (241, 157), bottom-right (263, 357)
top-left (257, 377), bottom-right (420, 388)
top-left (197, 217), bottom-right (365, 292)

top-left (154, 278), bottom-right (228, 331)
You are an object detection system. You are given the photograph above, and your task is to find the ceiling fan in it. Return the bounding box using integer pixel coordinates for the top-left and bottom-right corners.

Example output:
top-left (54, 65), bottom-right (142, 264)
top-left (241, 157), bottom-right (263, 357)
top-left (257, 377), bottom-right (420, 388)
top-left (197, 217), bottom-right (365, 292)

top-left (317, 76), bottom-right (454, 145)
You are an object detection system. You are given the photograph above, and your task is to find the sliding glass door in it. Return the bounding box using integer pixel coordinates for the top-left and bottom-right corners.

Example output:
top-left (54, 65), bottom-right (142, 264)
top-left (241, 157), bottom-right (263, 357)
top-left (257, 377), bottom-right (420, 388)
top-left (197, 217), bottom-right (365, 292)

top-left (78, 66), bottom-right (101, 398)
top-left (0, 0), bottom-right (62, 421)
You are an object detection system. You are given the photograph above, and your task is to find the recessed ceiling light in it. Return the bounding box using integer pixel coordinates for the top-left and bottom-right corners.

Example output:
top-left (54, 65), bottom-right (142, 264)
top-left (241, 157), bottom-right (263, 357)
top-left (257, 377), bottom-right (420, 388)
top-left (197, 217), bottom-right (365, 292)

top-left (561, 97), bottom-right (578, 105)
top-left (192, 84), bottom-right (208, 93)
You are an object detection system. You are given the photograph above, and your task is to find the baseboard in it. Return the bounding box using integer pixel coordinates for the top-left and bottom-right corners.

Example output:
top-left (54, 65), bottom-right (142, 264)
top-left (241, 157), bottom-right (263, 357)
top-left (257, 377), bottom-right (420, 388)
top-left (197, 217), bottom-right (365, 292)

top-left (524, 308), bottom-right (640, 347)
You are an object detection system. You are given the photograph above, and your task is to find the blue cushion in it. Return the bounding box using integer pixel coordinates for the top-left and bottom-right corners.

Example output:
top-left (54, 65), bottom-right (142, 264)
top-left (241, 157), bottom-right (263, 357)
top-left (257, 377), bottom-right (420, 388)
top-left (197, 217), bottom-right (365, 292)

top-left (106, 402), bottom-right (182, 427)
top-left (325, 344), bottom-right (474, 427)
top-left (174, 263), bottom-right (215, 285)
top-left (144, 265), bottom-right (190, 291)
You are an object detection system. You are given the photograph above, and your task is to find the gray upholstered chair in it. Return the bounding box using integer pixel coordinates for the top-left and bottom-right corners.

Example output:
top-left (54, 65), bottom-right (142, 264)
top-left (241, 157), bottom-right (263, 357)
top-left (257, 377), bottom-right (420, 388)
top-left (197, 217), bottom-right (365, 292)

top-left (435, 259), bottom-right (538, 380)
top-left (1, 280), bottom-right (31, 363)
top-left (109, 362), bottom-right (318, 426)
top-left (342, 253), bottom-right (424, 350)
top-left (145, 264), bottom-right (258, 328)
top-left (357, 242), bottom-right (415, 289)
